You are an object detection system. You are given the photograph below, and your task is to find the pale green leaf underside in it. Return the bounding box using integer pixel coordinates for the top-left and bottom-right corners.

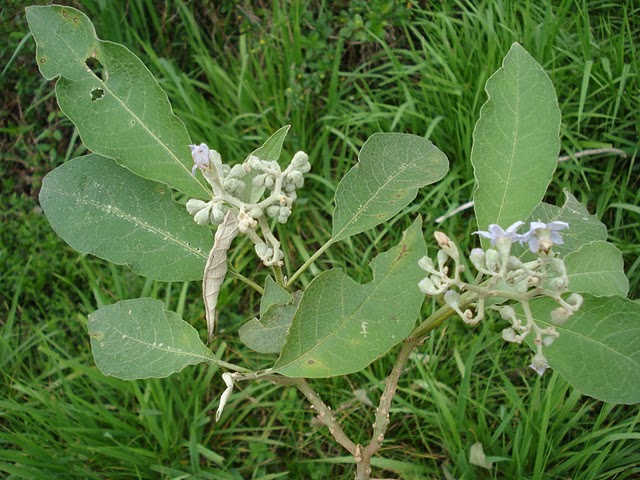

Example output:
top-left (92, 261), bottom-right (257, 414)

top-left (565, 241), bottom-right (629, 297)
top-left (472, 42), bottom-right (561, 238)
top-left (239, 291), bottom-right (302, 354)
top-left (39, 155), bottom-right (211, 281)
top-left (260, 276), bottom-right (293, 317)
top-left (274, 217), bottom-right (426, 378)
top-left (241, 125), bottom-right (291, 203)
top-left (249, 125), bottom-right (291, 163)
top-left (88, 298), bottom-right (213, 380)
top-left (526, 296), bottom-right (640, 404)
top-left (332, 133), bottom-right (448, 242)
top-left (26, 5), bottom-right (208, 198)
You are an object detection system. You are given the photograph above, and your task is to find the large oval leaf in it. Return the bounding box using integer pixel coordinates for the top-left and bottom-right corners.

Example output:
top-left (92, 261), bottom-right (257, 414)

top-left (565, 241), bottom-right (629, 297)
top-left (274, 217), bottom-right (426, 377)
top-left (526, 295), bottom-right (640, 404)
top-left (26, 5), bottom-right (209, 198)
top-left (88, 298), bottom-right (213, 380)
top-left (332, 133), bottom-right (448, 242)
top-left (472, 43), bottom-right (561, 237)
top-left (39, 155), bottom-right (211, 281)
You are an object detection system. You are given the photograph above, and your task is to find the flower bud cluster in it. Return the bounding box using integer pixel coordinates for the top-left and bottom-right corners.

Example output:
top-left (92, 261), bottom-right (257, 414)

top-left (418, 221), bottom-right (583, 377)
top-left (185, 143), bottom-right (310, 266)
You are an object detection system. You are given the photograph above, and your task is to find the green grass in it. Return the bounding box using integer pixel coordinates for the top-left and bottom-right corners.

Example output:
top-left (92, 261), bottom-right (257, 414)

top-left (2, 0), bottom-right (639, 478)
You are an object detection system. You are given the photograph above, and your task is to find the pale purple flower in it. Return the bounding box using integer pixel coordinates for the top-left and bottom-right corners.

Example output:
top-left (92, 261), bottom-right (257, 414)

top-left (523, 221), bottom-right (569, 253)
top-left (473, 221), bottom-right (525, 245)
top-left (190, 143), bottom-right (211, 176)
top-left (529, 353), bottom-right (549, 376)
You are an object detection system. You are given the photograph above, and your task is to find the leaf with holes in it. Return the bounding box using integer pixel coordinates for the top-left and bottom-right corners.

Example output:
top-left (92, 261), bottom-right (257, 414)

top-left (472, 43), bottom-right (561, 240)
top-left (524, 295), bottom-right (640, 404)
top-left (274, 217), bottom-right (426, 378)
top-left (88, 298), bottom-right (214, 380)
top-left (39, 155), bottom-right (211, 281)
top-left (332, 133), bottom-right (448, 242)
top-left (26, 5), bottom-right (208, 198)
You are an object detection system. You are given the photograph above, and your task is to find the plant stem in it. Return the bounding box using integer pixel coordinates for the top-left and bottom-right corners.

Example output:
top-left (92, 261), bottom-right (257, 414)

top-left (272, 264), bottom-right (286, 288)
top-left (272, 376), bottom-right (357, 455)
top-left (354, 294), bottom-right (478, 479)
top-left (227, 267), bottom-right (264, 294)
top-left (286, 237), bottom-right (334, 288)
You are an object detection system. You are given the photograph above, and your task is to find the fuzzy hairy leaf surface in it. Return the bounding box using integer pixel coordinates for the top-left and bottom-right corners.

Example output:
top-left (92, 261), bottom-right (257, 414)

top-left (472, 43), bottom-right (561, 240)
top-left (26, 5), bottom-right (208, 198)
top-left (239, 291), bottom-right (302, 354)
top-left (332, 133), bottom-right (448, 242)
top-left (274, 217), bottom-right (426, 378)
top-left (39, 155), bottom-right (211, 281)
top-left (88, 298), bottom-right (213, 380)
top-left (564, 241), bottom-right (629, 297)
top-left (525, 295), bottom-right (640, 404)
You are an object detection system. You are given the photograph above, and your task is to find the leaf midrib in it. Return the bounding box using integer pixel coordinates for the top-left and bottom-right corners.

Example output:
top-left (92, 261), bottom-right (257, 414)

top-left (44, 17), bottom-right (209, 197)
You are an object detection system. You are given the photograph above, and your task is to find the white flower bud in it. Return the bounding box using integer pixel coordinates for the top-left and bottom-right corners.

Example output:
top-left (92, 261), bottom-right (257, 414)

top-left (264, 176), bottom-right (275, 188)
top-left (485, 249), bottom-right (500, 272)
top-left (255, 243), bottom-right (269, 259)
top-left (418, 256), bottom-right (435, 273)
top-left (253, 174), bottom-right (266, 188)
top-left (502, 327), bottom-right (518, 343)
top-left (499, 305), bottom-right (516, 322)
top-left (291, 151), bottom-right (310, 173)
top-left (194, 204), bottom-right (213, 225)
top-left (469, 248), bottom-right (486, 271)
top-left (246, 207), bottom-right (261, 218)
top-left (566, 293), bottom-right (583, 310)
top-left (186, 198), bottom-right (209, 215)
top-left (444, 290), bottom-right (460, 309)
top-left (547, 277), bottom-right (567, 292)
top-left (542, 335), bottom-right (556, 346)
top-left (437, 250), bottom-right (449, 272)
top-left (211, 205), bottom-right (226, 224)
top-left (287, 170), bottom-right (304, 188)
top-left (551, 306), bottom-right (571, 324)
top-left (266, 205), bottom-right (281, 218)
top-left (418, 277), bottom-right (437, 295)
top-left (434, 231), bottom-right (452, 248)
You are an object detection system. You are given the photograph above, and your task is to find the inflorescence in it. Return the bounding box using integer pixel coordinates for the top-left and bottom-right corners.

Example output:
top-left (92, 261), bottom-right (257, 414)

top-left (418, 221), bottom-right (583, 376)
top-left (186, 143), bottom-right (310, 266)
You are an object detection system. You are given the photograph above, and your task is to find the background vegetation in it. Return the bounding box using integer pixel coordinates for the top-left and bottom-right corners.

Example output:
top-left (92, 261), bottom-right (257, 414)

top-left (1, 0), bottom-right (638, 478)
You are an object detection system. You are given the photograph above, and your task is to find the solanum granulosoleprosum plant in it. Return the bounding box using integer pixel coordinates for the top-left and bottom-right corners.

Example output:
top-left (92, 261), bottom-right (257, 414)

top-left (27, 5), bottom-right (639, 479)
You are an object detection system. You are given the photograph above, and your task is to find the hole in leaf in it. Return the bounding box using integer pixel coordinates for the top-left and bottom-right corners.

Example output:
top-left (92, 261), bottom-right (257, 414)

top-left (85, 57), bottom-right (105, 81)
top-left (90, 88), bottom-right (104, 101)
